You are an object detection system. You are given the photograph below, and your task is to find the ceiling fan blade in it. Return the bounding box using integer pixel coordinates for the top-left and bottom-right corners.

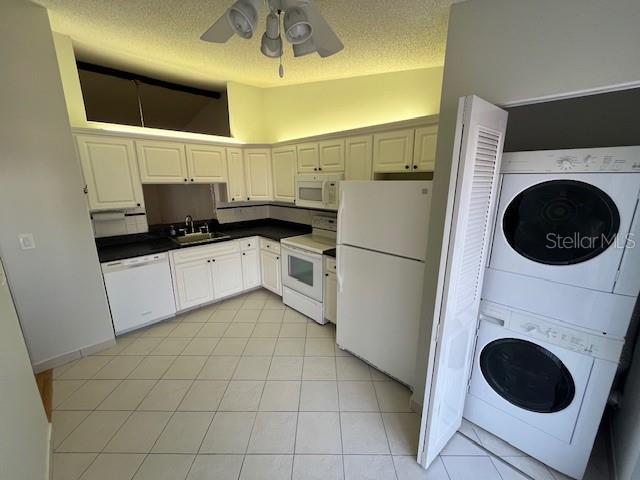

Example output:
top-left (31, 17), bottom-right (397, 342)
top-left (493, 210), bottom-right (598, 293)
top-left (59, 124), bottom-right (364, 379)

top-left (303, 1), bottom-right (343, 57)
top-left (201, 13), bottom-right (235, 43)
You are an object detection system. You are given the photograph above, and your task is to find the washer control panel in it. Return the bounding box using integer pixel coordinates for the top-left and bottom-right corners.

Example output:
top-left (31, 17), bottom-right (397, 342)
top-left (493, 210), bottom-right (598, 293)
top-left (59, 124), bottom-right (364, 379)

top-left (502, 146), bottom-right (640, 173)
top-left (480, 301), bottom-right (624, 362)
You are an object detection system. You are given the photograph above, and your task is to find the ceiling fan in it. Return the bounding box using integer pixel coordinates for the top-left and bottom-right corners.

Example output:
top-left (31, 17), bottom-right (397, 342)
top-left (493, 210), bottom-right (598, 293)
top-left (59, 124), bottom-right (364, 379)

top-left (200, 0), bottom-right (344, 78)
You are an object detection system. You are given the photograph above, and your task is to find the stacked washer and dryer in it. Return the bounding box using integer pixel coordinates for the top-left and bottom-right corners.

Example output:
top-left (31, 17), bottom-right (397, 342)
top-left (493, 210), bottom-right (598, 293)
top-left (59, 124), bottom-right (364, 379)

top-left (463, 147), bottom-right (640, 479)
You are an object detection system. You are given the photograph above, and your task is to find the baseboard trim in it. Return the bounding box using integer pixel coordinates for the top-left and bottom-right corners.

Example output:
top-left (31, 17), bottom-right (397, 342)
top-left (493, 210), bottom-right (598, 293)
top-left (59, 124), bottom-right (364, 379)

top-left (32, 336), bottom-right (116, 373)
top-left (46, 422), bottom-right (52, 480)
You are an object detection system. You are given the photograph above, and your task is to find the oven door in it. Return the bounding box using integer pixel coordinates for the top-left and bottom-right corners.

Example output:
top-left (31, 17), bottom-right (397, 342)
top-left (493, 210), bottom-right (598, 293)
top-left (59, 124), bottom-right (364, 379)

top-left (281, 245), bottom-right (323, 302)
top-left (296, 180), bottom-right (324, 209)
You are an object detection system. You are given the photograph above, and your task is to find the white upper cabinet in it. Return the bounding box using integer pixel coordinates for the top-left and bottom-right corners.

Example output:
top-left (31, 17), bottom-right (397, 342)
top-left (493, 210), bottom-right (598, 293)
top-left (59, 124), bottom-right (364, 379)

top-left (271, 146), bottom-right (297, 203)
top-left (186, 144), bottom-right (227, 183)
top-left (76, 134), bottom-right (144, 211)
top-left (413, 125), bottom-right (438, 172)
top-left (136, 140), bottom-right (189, 183)
top-left (296, 143), bottom-right (320, 173)
top-left (372, 129), bottom-right (415, 173)
top-left (226, 147), bottom-right (247, 202)
top-left (345, 135), bottom-right (373, 180)
top-left (245, 148), bottom-right (273, 201)
top-left (318, 139), bottom-right (345, 172)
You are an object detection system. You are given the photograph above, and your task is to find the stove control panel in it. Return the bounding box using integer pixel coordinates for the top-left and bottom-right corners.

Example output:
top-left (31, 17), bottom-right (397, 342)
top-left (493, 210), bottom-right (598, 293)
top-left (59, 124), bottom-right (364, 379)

top-left (479, 301), bottom-right (624, 362)
top-left (501, 146), bottom-right (640, 173)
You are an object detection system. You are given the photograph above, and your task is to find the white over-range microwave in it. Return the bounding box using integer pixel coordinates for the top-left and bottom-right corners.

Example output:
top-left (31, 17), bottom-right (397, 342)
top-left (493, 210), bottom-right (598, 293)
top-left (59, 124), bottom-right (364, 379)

top-left (295, 174), bottom-right (343, 210)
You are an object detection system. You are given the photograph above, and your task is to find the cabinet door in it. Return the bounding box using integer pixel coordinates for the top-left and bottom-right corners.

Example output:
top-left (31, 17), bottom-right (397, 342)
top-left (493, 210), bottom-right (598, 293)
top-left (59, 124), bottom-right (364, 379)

top-left (76, 135), bottom-right (144, 211)
top-left (137, 140), bottom-right (188, 183)
top-left (318, 139), bottom-right (345, 172)
top-left (261, 250), bottom-right (282, 296)
top-left (226, 147), bottom-right (246, 202)
top-left (186, 144), bottom-right (227, 183)
top-left (345, 135), bottom-right (373, 181)
top-left (413, 125), bottom-right (438, 172)
top-left (324, 272), bottom-right (337, 323)
top-left (212, 253), bottom-right (244, 299)
top-left (372, 129), bottom-right (415, 173)
top-left (296, 143), bottom-right (319, 173)
top-left (272, 146), bottom-right (296, 203)
top-left (174, 259), bottom-right (215, 310)
top-left (242, 249), bottom-right (261, 289)
top-left (245, 148), bottom-right (273, 201)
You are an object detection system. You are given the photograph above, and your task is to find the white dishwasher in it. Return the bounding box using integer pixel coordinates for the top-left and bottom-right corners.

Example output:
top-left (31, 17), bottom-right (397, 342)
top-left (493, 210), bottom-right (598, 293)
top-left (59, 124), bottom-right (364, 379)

top-left (102, 252), bottom-right (176, 334)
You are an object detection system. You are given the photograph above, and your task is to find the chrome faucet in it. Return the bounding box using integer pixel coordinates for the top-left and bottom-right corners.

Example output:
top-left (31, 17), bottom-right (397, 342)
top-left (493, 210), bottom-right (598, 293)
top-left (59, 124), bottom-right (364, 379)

top-left (185, 215), bottom-right (194, 233)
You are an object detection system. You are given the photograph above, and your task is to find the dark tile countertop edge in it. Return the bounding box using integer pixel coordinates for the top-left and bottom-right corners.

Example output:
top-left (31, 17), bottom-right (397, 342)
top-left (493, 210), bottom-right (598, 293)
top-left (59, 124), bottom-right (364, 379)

top-left (96, 219), bottom-right (311, 263)
top-left (324, 248), bottom-right (337, 258)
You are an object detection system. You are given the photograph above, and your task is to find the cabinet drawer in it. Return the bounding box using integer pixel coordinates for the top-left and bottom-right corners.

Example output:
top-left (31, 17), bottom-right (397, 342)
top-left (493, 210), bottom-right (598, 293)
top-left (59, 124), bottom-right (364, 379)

top-left (172, 240), bottom-right (240, 264)
top-left (324, 256), bottom-right (337, 273)
top-left (260, 238), bottom-right (281, 254)
top-left (240, 236), bottom-right (259, 251)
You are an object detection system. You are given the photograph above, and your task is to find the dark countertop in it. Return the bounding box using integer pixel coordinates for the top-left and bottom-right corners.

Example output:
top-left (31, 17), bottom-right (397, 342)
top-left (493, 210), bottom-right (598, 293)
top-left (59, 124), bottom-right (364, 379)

top-left (324, 248), bottom-right (337, 258)
top-left (96, 219), bottom-right (311, 263)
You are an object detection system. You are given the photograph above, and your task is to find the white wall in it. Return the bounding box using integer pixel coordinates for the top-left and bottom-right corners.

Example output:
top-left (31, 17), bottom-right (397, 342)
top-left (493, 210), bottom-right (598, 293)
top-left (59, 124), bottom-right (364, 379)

top-left (414, 0), bottom-right (640, 407)
top-left (0, 0), bottom-right (114, 370)
top-left (0, 259), bottom-right (50, 480)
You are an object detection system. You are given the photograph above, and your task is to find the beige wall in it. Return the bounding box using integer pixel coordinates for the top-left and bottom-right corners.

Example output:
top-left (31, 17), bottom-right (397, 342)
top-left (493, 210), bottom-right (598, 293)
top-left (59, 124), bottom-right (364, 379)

top-left (0, 0), bottom-right (114, 370)
top-left (228, 67), bottom-right (443, 143)
top-left (0, 259), bottom-right (49, 480)
top-left (53, 32), bottom-right (87, 126)
top-left (414, 0), bottom-right (640, 407)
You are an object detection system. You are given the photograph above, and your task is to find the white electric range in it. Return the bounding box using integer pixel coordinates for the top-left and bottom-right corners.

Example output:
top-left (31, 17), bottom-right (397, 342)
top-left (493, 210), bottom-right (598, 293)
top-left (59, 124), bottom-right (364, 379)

top-left (280, 215), bottom-right (337, 324)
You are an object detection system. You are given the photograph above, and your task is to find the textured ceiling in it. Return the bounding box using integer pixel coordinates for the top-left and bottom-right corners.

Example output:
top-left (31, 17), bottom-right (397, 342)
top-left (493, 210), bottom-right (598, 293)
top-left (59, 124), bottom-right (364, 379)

top-left (35, 0), bottom-right (455, 89)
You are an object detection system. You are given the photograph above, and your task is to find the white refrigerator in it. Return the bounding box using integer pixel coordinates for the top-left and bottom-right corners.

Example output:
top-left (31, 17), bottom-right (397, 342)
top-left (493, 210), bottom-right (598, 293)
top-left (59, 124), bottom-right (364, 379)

top-left (336, 181), bottom-right (432, 387)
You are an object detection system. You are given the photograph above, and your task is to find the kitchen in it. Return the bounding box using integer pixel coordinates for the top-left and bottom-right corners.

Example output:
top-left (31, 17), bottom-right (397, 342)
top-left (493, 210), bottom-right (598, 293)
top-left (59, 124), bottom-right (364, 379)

top-left (2, 1), bottom-right (640, 480)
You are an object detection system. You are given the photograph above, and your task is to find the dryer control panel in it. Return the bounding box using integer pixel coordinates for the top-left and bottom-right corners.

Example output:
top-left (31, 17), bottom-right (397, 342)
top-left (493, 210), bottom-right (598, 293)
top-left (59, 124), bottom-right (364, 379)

top-left (502, 146), bottom-right (640, 173)
top-left (480, 301), bottom-right (624, 362)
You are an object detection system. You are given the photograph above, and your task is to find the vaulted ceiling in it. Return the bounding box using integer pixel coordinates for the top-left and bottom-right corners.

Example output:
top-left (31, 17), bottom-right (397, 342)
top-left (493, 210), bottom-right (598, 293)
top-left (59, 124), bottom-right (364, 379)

top-left (35, 0), bottom-right (455, 89)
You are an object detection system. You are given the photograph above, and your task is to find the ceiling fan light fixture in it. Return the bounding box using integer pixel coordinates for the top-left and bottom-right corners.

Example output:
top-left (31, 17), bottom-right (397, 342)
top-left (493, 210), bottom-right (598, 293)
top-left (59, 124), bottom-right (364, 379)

top-left (292, 36), bottom-right (316, 57)
top-left (284, 6), bottom-right (313, 45)
top-left (226, 0), bottom-right (258, 39)
top-left (265, 12), bottom-right (280, 39)
top-left (260, 32), bottom-right (282, 58)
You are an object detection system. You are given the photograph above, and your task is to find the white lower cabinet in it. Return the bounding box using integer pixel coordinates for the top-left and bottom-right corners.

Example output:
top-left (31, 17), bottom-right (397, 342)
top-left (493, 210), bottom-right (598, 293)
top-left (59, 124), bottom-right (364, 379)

top-left (261, 249), bottom-right (282, 296)
top-left (324, 256), bottom-right (337, 324)
top-left (171, 237), bottom-right (272, 311)
top-left (174, 258), bottom-right (215, 310)
top-left (241, 239), bottom-right (261, 290)
top-left (212, 253), bottom-right (244, 299)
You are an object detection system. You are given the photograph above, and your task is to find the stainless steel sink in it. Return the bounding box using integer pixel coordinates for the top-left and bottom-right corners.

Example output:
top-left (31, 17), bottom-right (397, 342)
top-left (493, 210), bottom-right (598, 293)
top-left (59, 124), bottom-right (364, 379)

top-left (171, 232), bottom-right (231, 246)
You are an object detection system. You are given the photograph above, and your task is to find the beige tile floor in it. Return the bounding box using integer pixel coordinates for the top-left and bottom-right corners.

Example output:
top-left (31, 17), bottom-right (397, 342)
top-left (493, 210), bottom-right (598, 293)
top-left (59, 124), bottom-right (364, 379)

top-left (51, 289), bottom-right (532, 480)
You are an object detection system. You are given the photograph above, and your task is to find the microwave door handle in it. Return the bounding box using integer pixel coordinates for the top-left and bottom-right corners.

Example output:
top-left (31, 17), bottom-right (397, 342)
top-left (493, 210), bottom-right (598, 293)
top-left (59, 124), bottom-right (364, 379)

top-left (321, 180), bottom-right (330, 207)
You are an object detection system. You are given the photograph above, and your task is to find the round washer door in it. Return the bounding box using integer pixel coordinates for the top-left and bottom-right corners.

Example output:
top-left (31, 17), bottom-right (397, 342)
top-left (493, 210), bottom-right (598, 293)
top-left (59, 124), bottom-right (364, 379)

top-left (503, 180), bottom-right (620, 265)
top-left (480, 338), bottom-right (575, 413)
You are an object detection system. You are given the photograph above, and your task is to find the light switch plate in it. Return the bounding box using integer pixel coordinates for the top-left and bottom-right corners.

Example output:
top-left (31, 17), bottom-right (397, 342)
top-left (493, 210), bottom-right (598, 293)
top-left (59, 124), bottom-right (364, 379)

top-left (18, 233), bottom-right (35, 250)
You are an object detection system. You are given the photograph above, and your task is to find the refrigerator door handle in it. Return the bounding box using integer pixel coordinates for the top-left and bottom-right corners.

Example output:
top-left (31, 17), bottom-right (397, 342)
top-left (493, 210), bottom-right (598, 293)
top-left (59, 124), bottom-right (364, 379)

top-left (337, 258), bottom-right (344, 293)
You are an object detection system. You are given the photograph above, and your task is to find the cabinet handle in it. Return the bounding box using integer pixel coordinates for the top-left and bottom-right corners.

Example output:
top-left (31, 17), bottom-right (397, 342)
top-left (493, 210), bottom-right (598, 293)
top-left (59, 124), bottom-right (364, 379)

top-left (319, 167), bottom-right (322, 171)
top-left (207, 260), bottom-right (211, 263)
top-left (313, 167), bottom-right (318, 171)
top-left (136, 203), bottom-right (141, 207)
top-left (413, 165), bottom-right (418, 170)
top-left (247, 197), bottom-right (250, 201)
top-left (404, 165), bottom-right (409, 169)
top-left (190, 178), bottom-right (194, 182)
top-left (242, 253), bottom-right (246, 256)
top-left (276, 256), bottom-right (279, 260)
top-left (232, 197), bottom-right (235, 201)
top-left (325, 273), bottom-right (329, 277)
top-left (212, 259), bottom-right (216, 262)
top-left (184, 178), bottom-right (188, 182)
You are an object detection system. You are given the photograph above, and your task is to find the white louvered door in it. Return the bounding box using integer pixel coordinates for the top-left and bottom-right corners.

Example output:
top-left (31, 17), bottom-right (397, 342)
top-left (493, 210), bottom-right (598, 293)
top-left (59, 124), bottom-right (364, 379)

top-left (418, 96), bottom-right (508, 468)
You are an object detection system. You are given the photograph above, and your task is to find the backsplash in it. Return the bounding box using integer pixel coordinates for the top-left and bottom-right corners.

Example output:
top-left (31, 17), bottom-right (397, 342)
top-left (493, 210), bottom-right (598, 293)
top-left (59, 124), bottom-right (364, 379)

top-left (215, 204), bottom-right (334, 226)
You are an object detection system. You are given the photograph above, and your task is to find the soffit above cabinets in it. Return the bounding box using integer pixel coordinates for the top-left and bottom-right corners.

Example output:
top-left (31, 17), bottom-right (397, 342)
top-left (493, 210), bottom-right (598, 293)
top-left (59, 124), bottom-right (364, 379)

top-left (35, 0), bottom-right (455, 88)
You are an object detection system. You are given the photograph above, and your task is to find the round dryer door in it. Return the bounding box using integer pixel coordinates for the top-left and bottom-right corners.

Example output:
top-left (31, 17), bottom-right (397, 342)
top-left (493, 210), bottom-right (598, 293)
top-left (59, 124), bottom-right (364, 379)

top-left (502, 180), bottom-right (620, 265)
top-left (480, 338), bottom-right (575, 413)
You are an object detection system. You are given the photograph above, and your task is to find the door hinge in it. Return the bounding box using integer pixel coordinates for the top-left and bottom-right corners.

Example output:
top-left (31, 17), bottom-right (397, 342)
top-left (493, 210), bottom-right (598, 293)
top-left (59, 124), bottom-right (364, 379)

top-left (83, 185), bottom-right (88, 194)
